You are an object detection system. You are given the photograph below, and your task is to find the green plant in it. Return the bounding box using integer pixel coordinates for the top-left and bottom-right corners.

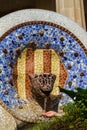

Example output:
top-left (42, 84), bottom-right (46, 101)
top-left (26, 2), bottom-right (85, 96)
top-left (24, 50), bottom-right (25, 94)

top-left (59, 87), bottom-right (87, 105)
top-left (20, 87), bottom-right (87, 130)
top-left (59, 86), bottom-right (87, 119)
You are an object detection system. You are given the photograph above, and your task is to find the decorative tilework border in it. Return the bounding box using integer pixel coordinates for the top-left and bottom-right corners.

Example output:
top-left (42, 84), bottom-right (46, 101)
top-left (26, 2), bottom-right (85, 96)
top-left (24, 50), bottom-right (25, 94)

top-left (0, 21), bottom-right (87, 55)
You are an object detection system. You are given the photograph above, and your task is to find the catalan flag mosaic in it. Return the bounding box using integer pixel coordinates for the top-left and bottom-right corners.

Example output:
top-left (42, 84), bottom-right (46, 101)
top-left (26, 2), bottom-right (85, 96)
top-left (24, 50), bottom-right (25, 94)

top-left (12, 49), bottom-right (67, 101)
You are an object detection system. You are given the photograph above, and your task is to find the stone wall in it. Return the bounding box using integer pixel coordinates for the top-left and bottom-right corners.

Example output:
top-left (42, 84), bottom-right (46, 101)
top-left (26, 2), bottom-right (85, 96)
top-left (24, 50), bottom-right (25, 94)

top-left (56, 0), bottom-right (86, 30)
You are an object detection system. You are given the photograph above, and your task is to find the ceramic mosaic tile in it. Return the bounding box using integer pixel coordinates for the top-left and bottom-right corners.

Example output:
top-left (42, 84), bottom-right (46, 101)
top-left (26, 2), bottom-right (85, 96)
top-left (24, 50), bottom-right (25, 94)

top-left (0, 22), bottom-right (87, 110)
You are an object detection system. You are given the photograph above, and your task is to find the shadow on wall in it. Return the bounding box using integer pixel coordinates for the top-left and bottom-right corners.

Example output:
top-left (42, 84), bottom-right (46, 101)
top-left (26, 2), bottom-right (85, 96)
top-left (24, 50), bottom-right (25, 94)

top-left (0, 0), bottom-right (56, 17)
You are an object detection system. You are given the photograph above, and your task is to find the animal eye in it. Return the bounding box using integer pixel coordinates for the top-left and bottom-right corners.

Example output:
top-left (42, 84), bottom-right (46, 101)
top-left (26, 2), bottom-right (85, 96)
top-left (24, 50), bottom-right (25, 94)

top-left (43, 74), bottom-right (46, 77)
top-left (48, 74), bottom-right (51, 77)
top-left (34, 74), bottom-right (38, 78)
top-left (39, 74), bottom-right (42, 77)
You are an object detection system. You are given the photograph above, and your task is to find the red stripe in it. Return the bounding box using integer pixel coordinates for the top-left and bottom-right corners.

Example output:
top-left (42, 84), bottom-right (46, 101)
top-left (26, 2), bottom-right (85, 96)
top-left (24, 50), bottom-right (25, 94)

top-left (59, 60), bottom-right (68, 87)
top-left (25, 49), bottom-right (34, 98)
top-left (43, 50), bottom-right (51, 73)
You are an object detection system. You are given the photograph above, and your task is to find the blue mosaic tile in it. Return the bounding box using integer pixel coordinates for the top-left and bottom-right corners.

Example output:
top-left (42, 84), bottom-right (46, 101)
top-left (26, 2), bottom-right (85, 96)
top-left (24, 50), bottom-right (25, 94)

top-left (0, 23), bottom-right (87, 108)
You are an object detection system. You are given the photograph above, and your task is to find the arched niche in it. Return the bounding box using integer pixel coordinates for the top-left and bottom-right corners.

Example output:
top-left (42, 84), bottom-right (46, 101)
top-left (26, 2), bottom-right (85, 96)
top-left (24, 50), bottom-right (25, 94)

top-left (0, 9), bottom-right (87, 122)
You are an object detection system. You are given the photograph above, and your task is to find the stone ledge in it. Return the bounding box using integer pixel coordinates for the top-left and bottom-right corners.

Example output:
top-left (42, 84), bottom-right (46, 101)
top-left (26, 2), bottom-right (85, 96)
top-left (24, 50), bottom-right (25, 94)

top-left (0, 105), bottom-right (17, 130)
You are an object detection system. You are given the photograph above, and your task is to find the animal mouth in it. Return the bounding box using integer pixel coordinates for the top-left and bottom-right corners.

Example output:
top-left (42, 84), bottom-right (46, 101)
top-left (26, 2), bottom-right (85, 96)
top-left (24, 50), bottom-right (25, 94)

top-left (40, 88), bottom-right (52, 96)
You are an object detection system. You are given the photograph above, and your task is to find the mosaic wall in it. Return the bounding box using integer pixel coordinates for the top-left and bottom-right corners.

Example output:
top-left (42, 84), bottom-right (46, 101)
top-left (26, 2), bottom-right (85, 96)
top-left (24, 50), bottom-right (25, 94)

top-left (12, 49), bottom-right (67, 101)
top-left (0, 22), bottom-right (87, 109)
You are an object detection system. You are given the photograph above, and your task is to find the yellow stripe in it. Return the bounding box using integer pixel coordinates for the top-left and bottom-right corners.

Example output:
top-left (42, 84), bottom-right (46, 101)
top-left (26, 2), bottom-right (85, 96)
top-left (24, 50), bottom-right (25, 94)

top-left (51, 50), bottom-right (60, 96)
top-left (34, 50), bottom-right (43, 74)
top-left (17, 49), bottom-right (27, 100)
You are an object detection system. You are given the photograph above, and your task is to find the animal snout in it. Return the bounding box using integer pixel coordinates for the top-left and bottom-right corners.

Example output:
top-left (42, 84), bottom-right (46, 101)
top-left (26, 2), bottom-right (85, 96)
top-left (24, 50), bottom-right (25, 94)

top-left (40, 85), bottom-right (53, 96)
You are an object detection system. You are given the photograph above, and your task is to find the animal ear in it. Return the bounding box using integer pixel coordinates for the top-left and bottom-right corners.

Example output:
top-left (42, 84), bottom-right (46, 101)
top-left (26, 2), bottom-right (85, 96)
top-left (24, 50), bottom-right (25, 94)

top-left (52, 74), bottom-right (56, 81)
top-left (29, 74), bottom-right (34, 80)
top-left (53, 75), bottom-right (56, 80)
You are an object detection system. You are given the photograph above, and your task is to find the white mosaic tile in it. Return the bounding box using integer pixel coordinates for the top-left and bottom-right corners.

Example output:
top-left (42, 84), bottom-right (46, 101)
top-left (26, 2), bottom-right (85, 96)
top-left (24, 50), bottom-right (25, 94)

top-left (0, 105), bottom-right (17, 130)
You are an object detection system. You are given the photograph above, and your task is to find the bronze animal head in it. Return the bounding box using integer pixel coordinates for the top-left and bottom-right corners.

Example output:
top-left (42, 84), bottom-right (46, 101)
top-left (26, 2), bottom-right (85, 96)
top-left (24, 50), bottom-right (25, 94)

top-left (29, 73), bottom-right (56, 97)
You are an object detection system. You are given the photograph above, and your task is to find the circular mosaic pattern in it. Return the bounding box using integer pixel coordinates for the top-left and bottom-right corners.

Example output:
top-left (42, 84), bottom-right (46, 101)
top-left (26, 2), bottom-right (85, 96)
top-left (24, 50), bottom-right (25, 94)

top-left (0, 21), bottom-right (87, 110)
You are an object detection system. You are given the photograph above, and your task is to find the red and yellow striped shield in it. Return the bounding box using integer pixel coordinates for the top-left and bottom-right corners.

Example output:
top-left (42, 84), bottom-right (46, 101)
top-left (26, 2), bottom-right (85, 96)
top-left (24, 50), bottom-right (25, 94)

top-left (13, 49), bottom-right (68, 101)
